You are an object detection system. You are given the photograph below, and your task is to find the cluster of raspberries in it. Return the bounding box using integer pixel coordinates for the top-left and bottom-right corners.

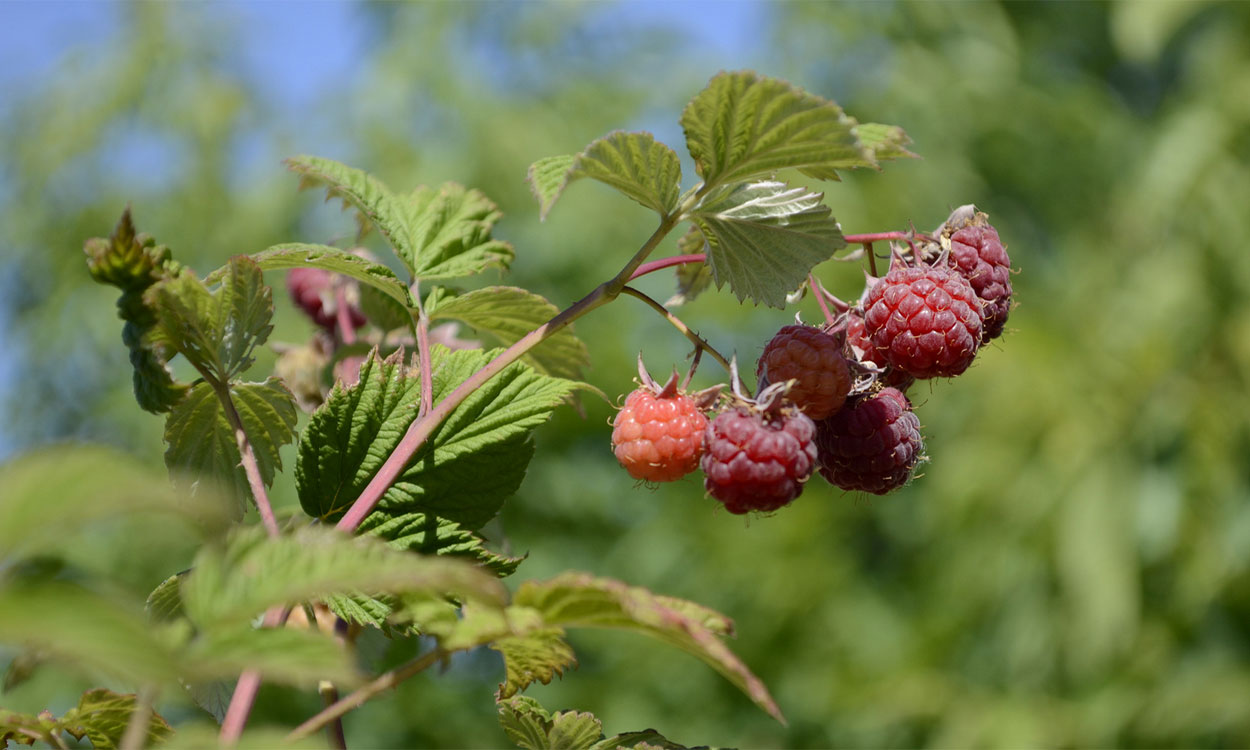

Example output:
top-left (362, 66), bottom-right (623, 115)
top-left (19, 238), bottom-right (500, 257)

top-left (612, 207), bottom-right (1013, 514)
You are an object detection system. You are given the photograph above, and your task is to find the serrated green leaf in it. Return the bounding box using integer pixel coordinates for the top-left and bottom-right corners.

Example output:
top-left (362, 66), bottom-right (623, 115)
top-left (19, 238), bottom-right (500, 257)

top-left (527, 154), bottom-right (577, 220)
top-left (855, 122), bottom-right (918, 163)
top-left (83, 208), bottom-right (173, 293)
top-left (0, 583), bottom-right (181, 687)
top-left (206, 243), bottom-right (415, 311)
top-left (285, 154), bottom-right (404, 246)
top-left (681, 70), bottom-right (871, 186)
top-left (590, 731), bottom-right (701, 750)
top-left (0, 445), bottom-right (231, 563)
top-left (163, 378), bottom-right (297, 516)
top-left (690, 181), bottom-right (845, 308)
top-left (492, 626), bottom-right (578, 699)
top-left (359, 282), bottom-right (413, 332)
top-left (146, 573), bottom-right (186, 623)
top-left (664, 226), bottom-right (713, 307)
top-left (62, 689), bottom-right (174, 750)
top-left (498, 695), bottom-right (554, 750)
top-left (360, 511), bottom-right (526, 577)
top-left (181, 626), bottom-right (358, 688)
top-left (150, 256), bottom-right (273, 382)
top-left (548, 710), bottom-right (605, 749)
top-left (180, 525), bottom-right (505, 630)
top-left (428, 286), bottom-right (590, 381)
top-left (296, 347), bottom-right (584, 530)
top-left (526, 132), bottom-right (681, 220)
top-left (515, 573), bottom-right (784, 724)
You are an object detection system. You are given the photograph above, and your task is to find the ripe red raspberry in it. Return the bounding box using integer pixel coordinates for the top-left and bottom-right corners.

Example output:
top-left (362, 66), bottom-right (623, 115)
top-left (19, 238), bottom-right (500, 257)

top-left (948, 223), bottom-right (1012, 341)
top-left (701, 405), bottom-right (818, 514)
top-left (862, 264), bottom-right (982, 379)
top-left (816, 387), bottom-right (922, 495)
top-left (612, 385), bottom-right (709, 482)
top-left (287, 267), bottom-right (367, 331)
top-left (756, 325), bottom-right (851, 419)
top-left (844, 312), bottom-right (915, 391)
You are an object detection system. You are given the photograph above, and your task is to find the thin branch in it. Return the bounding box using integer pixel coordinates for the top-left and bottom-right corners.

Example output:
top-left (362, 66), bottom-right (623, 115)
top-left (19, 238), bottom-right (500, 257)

top-left (620, 286), bottom-right (733, 376)
top-left (808, 274), bottom-right (835, 326)
top-left (334, 217), bottom-right (680, 533)
top-left (843, 230), bottom-right (934, 244)
top-left (865, 241), bottom-right (878, 278)
top-left (285, 649), bottom-right (444, 743)
top-left (318, 681), bottom-right (348, 750)
top-left (415, 313), bottom-right (433, 419)
top-left (213, 382), bottom-right (280, 538)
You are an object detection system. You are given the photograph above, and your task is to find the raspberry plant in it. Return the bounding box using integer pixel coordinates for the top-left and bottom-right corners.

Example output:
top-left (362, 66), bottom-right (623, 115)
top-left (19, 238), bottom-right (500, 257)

top-left (0, 70), bottom-right (1017, 748)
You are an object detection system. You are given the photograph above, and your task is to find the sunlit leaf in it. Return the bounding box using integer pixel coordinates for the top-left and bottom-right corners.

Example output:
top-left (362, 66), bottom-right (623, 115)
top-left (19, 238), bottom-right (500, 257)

top-left (527, 131), bottom-right (682, 219)
top-left (207, 242), bottom-right (415, 311)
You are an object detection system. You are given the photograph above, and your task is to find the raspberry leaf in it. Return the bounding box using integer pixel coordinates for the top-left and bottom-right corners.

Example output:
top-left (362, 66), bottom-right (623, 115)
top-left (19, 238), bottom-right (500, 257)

top-left (150, 256), bottom-right (273, 382)
top-left (491, 626), bottom-right (578, 700)
top-left (180, 626), bottom-right (358, 689)
top-left (163, 378), bottom-right (298, 518)
top-left (497, 696), bottom-right (604, 750)
top-left (428, 286), bottom-right (590, 381)
top-left (681, 70), bottom-right (870, 187)
top-left (146, 573), bottom-right (187, 623)
top-left (514, 573), bottom-right (784, 724)
top-left (296, 348), bottom-right (584, 530)
top-left (689, 181), bottom-right (845, 308)
top-left (855, 122), bottom-right (918, 163)
top-left (527, 131), bottom-right (683, 220)
top-left (0, 688), bottom-right (174, 750)
top-left (207, 243), bottom-right (416, 311)
top-left (179, 525), bottom-right (506, 631)
top-left (358, 511), bottom-right (525, 577)
top-left (286, 156), bottom-right (514, 282)
top-left (664, 226), bottom-right (713, 307)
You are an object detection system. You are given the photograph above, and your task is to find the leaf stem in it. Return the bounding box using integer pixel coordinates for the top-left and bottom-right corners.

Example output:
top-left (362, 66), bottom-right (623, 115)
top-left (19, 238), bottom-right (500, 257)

top-left (628, 253), bottom-right (706, 282)
top-left (335, 217), bottom-right (679, 533)
top-left (285, 649), bottom-right (445, 743)
top-left (318, 681), bottom-right (348, 749)
top-left (220, 606), bottom-right (291, 745)
top-left (620, 287), bottom-right (733, 376)
top-left (843, 231), bottom-right (933, 244)
top-left (415, 313), bottom-right (434, 419)
top-left (213, 381), bottom-right (280, 538)
top-left (808, 274), bottom-right (835, 327)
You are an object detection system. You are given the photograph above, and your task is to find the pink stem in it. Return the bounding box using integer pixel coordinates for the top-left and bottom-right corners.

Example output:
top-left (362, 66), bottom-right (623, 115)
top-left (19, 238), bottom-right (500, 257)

top-left (808, 274), bottom-right (835, 326)
top-left (415, 314), bottom-right (433, 418)
top-left (215, 382), bottom-right (280, 538)
top-left (844, 230), bottom-right (935, 245)
top-left (628, 253), bottom-right (706, 281)
top-left (334, 288), bottom-right (357, 345)
top-left (220, 606), bottom-right (291, 744)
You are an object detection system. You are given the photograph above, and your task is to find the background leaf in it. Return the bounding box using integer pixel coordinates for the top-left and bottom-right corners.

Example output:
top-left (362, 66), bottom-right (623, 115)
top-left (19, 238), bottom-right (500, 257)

top-left (855, 122), bottom-right (918, 163)
top-left (689, 181), bottom-right (844, 307)
top-left (680, 70), bottom-right (870, 186)
top-left (428, 286), bottom-right (590, 381)
top-left (527, 154), bottom-right (578, 220)
top-left (181, 626), bottom-right (358, 688)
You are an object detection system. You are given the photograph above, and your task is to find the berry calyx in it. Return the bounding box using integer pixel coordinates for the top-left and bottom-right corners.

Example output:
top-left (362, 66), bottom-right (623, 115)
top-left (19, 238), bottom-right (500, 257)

top-left (816, 387), bottom-right (923, 495)
top-left (756, 324), bottom-right (851, 419)
top-left (862, 262), bottom-right (982, 379)
top-left (287, 267), bottom-right (367, 332)
top-left (701, 387), bottom-right (818, 514)
top-left (612, 370), bottom-right (709, 483)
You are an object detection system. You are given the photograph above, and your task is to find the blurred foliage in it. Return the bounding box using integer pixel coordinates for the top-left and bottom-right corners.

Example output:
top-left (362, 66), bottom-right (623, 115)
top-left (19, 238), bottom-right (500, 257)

top-left (3, 1), bottom-right (1250, 747)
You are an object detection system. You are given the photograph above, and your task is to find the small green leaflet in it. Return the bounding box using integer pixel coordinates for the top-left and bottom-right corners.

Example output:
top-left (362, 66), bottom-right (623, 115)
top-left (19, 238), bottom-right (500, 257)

top-left (527, 131), bottom-right (683, 220)
top-left (285, 156), bottom-right (514, 282)
top-left (855, 122), bottom-right (918, 163)
top-left (492, 625), bottom-right (578, 699)
top-left (359, 511), bottom-right (525, 577)
top-left (207, 243), bottom-right (416, 311)
top-left (150, 256), bottom-right (273, 382)
top-left (296, 348), bottom-right (584, 530)
top-left (428, 286), bottom-right (590, 380)
top-left (680, 70), bottom-right (872, 186)
top-left (689, 181), bottom-right (845, 308)
top-left (497, 696), bottom-right (603, 750)
top-left (0, 688), bottom-right (173, 750)
top-left (515, 573), bottom-right (784, 724)
top-left (146, 573), bottom-right (186, 623)
top-left (163, 378), bottom-right (298, 517)
top-left (664, 225), bottom-right (712, 307)
top-left (180, 525), bottom-right (505, 631)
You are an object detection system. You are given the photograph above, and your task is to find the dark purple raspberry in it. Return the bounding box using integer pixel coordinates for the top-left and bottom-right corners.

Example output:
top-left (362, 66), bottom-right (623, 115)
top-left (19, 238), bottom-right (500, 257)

top-left (862, 264), bottom-right (982, 379)
top-left (756, 325), bottom-right (851, 419)
top-left (701, 406), bottom-right (818, 514)
top-left (287, 267), bottom-right (367, 332)
top-left (948, 223), bottom-right (1012, 341)
top-left (816, 387), bottom-right (922, 495)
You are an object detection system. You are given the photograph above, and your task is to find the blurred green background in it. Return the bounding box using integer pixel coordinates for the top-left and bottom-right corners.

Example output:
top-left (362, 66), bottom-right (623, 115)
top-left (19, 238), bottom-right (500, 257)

top-left (3, 1), bottom-right (1250, 747)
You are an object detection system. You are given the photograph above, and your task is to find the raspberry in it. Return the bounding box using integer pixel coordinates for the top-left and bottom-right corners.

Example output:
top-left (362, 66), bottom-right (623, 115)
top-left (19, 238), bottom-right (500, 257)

top-left (755, 325), bottom-right (851, 419)
top-left (287, 267), bottom-right (367, 332)
top-left (701, 405), bottom-right (818, 514)
top-left (816, 387), bottom-right (922, 495)
top-left (862, 263), bottom-right (982, 379)
top-left (844, 312), bottom-right (915, 391)
top-left (612, 384), bottom-right (709, 483)
top-left (948, 223), bottom-right (1012, 341)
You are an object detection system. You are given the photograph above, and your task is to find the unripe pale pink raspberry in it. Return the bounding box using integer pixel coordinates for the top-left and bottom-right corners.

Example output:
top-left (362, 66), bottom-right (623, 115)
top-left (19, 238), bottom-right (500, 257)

top-left (756, 325), bottom-right (851, 419)
top-left (862, 264), bottom-right (982, 379)
top-left (816, 387), bottom-right (922, 495)
top-left (612, 387), bottom-right (708, 482)
top-left (701, 406), bottom-right (818, 514)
